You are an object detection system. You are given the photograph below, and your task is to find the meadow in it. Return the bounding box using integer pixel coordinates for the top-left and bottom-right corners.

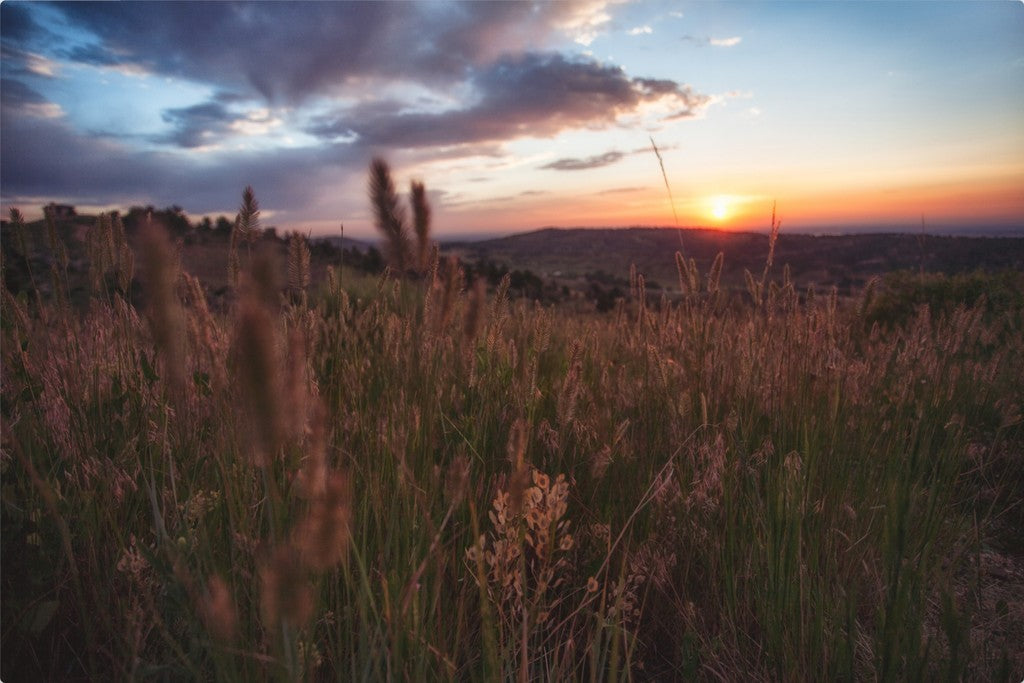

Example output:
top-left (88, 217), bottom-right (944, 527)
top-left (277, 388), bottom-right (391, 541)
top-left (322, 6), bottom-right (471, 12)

top-left (2, 171), bottom-right (1022, 681)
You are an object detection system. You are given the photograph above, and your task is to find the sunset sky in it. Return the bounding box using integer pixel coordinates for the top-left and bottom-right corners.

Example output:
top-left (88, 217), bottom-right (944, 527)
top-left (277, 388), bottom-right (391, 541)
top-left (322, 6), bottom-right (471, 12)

top-left (2, 1), bottom-right (1022, 238)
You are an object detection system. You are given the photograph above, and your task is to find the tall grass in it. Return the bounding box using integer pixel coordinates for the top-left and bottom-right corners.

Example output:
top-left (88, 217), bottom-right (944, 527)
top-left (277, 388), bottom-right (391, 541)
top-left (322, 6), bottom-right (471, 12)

top-left (1, 197), bottom-right (1022, 681)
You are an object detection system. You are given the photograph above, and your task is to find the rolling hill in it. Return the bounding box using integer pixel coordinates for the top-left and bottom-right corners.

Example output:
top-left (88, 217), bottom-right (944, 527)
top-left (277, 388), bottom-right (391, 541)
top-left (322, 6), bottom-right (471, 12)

top-left (447, 227), bottom-right (1024, 292)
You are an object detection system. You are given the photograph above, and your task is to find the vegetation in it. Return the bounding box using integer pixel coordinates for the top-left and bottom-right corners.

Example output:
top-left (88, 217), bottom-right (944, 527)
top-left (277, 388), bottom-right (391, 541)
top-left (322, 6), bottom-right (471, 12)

top-left (866, 269), bottom-right (1024, 329)
top-left (454, 227), bottom-right (1024, 296)
top-left (2, 174), bottom-right (1022, 681)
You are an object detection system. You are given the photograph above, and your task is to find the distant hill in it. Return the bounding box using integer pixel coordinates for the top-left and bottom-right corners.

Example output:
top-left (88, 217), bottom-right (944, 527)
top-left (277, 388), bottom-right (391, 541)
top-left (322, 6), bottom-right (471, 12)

top-left (448, 227), bottom-right (1024, 292)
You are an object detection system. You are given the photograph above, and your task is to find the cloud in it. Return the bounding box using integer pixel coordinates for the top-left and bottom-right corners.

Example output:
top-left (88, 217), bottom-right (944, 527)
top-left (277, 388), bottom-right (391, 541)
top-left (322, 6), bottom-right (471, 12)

top-left (555, 0), bottom-right (615, 46)
top-left (0, 2), bottom-right (43, 45)
top-left (595, 186), bottom-right (645, 195)
top-left (2, 78), bottom-right (46, 108)
top-left (158, 102), bottom-right (235, 148)
top-left (542, 141), bottom-right (679, 172)
top-left (309, 53), bottom-right (709, 148)
top-left (21, 51), bottom-right (59, 77)
top-left (1, 1), bottom-right (710, 228)
top-left (0, 100), bottom-right (365, 220)
top-left (628, 26), bottom-right (653, 36)
top-left (541, 151), bottom-right (624, 171)
top-left (1, 43), bottom-right (57, 80)
top-left (683, 35), bottom-right (743, 48)
top-left (32, 2), bottom-right (622, 104)
top-left (156, 101), bottom-right (285, 149)
top-left (709, 36), bottom-right (742, 47)
top-left (0, 78), bottom-right (63, 119)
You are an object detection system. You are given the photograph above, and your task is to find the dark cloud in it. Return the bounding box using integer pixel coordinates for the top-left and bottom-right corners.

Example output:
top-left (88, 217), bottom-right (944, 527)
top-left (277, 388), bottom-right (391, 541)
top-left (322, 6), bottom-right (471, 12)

top-left (158, 102), bottom-right (235, 148)
top-left (63, 43), bottom-right (127, 69)
top-left (304, 99), bottom-right (408, 142)
top-left (0, 3), bottom-right (41, 45)
top-left (0, 77), bottom-right (64, 122)
top-left (0, 105), bottom-right (365, 218)
top-left (2, 111), bottom-right (169, 201)
top-left (541, 151), bottom-right (625, 171)
top-left (311, 52), bottom-right (709, 148)
top-left (44, 3), bottom-right (397, 101)
top-left (40, 2), bottom-right (591, 104)
top-left (0, 78), bottom-right (47, 109)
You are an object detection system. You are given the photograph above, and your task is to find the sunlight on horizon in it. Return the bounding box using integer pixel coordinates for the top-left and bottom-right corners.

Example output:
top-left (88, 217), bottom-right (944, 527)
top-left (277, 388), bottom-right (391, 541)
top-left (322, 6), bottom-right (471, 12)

top-left (710, 196), bottom-right (731, 223)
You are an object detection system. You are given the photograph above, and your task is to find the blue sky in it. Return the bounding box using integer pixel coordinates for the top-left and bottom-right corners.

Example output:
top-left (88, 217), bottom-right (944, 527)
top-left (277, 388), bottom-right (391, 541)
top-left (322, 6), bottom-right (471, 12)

top-left (2, 1), bottom-right (1022, 237)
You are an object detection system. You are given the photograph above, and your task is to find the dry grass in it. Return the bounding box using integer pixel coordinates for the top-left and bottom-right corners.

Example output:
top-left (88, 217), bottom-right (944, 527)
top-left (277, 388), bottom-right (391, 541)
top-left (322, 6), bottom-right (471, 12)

top-left (1, 195), bottom-right (1022, 681)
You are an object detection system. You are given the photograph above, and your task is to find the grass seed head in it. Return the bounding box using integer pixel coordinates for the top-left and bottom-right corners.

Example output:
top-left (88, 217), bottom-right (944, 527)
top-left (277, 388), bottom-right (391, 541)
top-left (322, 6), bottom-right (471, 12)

top-left (260, 545), bottom-right (314, 630)
top-left (411, 179), bottom-right (432, 273)
top-left (369, 158), bottom-right (411, 274)
top-left (287, 231), bottom-right (311, 297)
top-left (200, 575), bottom-right (237, 641)
top-left (445, 454), bottom-right (470, 506)
top-left (506, 419), bottom-right (531, 515)
top-left (140, 221), bottom-right (187, 398)
top-left (294, 471), bottom-right (352, 572)
top-left (234, 295), bottom-right (282, 465)
top-left (463, 276), bottom-right (486, 347)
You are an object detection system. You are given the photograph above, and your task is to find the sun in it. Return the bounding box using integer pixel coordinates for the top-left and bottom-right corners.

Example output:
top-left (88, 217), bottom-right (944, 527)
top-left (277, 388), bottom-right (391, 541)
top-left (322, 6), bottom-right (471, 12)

top-left (710, 195), bottom-right (730, 222)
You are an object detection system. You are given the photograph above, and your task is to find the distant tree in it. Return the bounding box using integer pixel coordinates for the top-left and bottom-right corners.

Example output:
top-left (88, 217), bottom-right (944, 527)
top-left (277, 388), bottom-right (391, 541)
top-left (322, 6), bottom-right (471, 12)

top-left (589, 283), bottom-right (623, 312)
top-left (508, 269), bottom-right (544, 300)
top-left (215, 216), bottom-right (233, 234)
top-left (467, 258), bottom-right (509, 286)
top-left (44, 202), bottom-right (76, 220)
top-left (163, 208), bottom-right (191, 236)
top-left (363, 246), bottom-right (385, 274)
top-left (122, 205), bottom-right (189, 235)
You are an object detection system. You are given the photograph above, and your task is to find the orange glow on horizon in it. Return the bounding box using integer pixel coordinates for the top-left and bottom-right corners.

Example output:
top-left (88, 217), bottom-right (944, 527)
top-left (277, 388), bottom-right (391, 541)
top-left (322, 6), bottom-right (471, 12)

top-left (404, 168), bottom-right (1024, 239)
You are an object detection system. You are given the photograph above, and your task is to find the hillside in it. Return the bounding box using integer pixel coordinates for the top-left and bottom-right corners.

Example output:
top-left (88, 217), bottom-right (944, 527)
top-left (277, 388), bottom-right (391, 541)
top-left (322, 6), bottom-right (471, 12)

top-left (5, 211), bottom-right (1022, 313)
top-left (449, 227), bottom-right (1024, 292)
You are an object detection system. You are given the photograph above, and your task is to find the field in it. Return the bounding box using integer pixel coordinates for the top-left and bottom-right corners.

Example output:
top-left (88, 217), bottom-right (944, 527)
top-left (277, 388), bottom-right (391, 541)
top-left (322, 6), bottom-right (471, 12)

top-left (2, 196), bottom-right (1023, 681)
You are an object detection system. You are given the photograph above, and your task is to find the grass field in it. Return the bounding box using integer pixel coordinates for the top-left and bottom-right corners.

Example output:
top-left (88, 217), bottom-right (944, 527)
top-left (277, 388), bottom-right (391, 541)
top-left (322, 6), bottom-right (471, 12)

top-left (2, 197), bottom-right (1023, 681)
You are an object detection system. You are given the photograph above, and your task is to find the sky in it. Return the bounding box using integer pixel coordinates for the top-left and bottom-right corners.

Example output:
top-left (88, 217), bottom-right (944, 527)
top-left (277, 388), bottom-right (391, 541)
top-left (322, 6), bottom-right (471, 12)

top-left (2, 1), bottom-right (1022, 239)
